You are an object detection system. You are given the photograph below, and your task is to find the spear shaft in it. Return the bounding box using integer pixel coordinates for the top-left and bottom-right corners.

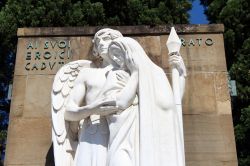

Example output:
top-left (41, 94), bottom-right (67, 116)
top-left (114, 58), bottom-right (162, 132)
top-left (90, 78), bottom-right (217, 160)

top-left (167, 27), bottom-right (185, 166)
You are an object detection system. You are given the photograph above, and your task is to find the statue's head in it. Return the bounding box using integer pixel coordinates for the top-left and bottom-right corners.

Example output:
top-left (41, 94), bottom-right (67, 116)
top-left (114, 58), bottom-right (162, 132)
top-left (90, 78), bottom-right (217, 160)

top-left (108, 42), bottom-right (126, 69)
top-left (108, 37), bottom-right (148, 70)
top-left (92, 28), bottom-right (123, 59)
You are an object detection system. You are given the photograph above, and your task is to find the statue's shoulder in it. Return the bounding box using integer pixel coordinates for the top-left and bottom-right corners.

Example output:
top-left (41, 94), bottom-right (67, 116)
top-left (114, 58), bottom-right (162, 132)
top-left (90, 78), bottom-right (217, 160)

top-left (52, 60), bottom-right (95, 91)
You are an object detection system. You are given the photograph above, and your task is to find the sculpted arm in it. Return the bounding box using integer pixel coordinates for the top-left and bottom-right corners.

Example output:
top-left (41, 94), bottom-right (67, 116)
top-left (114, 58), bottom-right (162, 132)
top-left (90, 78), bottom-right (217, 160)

top-left (105, 49), bottom-right (139, 110)
top-left (169, 54), bottom-right (186, 99)
top-left (64, 72), bottom-right (93, 121)
top-left (65, 70), bottom-right (119, 120)
top-left (115, 71), bottom-right (138, 109)
top-left (88, 70), bottom-right (138, 113)
top-left (115, 48), bottom-right (141, 109)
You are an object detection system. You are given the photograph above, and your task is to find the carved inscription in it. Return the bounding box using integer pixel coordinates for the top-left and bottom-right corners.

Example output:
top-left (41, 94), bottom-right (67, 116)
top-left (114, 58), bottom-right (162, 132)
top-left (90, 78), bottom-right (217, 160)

top-left (180, 38), bottom-right (214, 47)
top-left (24, 40), bottom-right (72, 71)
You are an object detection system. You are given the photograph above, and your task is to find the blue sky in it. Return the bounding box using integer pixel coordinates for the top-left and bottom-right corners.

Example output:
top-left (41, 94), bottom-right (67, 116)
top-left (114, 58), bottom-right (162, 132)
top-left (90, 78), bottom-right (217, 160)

top-left (189, 0), bottom-right (209, 24)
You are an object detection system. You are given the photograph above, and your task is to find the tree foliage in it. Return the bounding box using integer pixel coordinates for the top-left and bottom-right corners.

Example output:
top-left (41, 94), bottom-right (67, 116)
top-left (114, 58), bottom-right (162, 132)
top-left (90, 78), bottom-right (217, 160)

top-left (0, 0), bottom-right (191, 50)
top-left (0, 0), bottom-right (192, 163)
top-left (201, 0), bottom-right (250, 165)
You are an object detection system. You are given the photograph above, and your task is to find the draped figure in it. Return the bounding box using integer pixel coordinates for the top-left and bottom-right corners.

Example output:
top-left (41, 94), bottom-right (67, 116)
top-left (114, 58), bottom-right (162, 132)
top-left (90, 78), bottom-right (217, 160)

top-left (52, 29), bottom-right (186, 166)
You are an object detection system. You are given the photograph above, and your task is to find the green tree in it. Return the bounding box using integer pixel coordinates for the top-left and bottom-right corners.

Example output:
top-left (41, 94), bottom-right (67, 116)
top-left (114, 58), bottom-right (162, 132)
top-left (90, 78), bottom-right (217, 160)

top-left (0, 0), bottom-right (7, 8)
top-left (0, 0), bottom-right (192, 50)
top-left (201, 0), bottom-right (250, 165)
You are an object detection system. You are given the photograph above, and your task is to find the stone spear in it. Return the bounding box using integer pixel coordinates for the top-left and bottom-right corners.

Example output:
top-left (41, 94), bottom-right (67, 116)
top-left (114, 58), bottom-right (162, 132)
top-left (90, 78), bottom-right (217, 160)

top-left (166, 27), bottom-right (185, 165)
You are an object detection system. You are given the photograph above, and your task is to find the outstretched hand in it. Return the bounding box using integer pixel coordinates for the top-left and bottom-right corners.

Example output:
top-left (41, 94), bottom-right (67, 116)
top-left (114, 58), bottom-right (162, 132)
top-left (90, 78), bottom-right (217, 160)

top-left (77, 97), bottom-right (119, 115)
top-left (86, 97), bottom-right (117, 110)
top-left (99, 105), bottom-right (121, 116)
top-left (169, 52), bottom-right (187, 77)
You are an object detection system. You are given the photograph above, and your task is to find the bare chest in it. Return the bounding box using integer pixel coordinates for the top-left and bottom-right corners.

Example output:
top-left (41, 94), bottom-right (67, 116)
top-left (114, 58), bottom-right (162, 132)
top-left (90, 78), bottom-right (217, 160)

top-left (84, 69), bottom-right (107, 103)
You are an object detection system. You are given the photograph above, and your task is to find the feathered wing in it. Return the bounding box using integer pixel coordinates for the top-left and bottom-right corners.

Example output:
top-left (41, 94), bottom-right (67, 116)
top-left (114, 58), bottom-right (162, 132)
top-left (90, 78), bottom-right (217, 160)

top-left (51, 60), bottom-right (94, 166)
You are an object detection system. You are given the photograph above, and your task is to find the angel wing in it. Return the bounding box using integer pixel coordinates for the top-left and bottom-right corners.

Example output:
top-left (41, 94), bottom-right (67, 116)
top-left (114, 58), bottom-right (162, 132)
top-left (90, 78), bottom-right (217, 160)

top-left (51, 60), bottom-right (95, 166)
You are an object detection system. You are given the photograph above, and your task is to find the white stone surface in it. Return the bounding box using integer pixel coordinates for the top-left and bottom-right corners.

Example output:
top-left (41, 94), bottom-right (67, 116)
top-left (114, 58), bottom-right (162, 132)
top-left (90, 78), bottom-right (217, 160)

top-left (52, 28), bottom-right (186, 166)
top-left (167, 27), bottom-right (186, 166)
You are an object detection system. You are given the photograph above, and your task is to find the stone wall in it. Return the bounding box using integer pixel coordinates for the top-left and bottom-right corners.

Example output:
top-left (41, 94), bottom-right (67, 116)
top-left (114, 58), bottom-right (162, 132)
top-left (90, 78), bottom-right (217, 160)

top-left (5, 25), bottom-right (238, 166)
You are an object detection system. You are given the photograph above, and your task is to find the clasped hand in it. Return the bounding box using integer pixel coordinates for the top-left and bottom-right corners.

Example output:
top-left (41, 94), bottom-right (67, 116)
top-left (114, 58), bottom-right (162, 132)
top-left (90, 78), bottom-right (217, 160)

top-left (168, 52), bottom-right (186, 77)
top-left (78, 71), bottom-right (131, 115)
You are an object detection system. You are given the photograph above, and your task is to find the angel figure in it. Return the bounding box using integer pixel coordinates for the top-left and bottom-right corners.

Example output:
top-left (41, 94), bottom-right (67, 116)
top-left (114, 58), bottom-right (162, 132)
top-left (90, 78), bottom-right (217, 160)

top-left (52, 29), bottom-right (186, 166)
top-left (63, 36), bottom-right (140, 166)
top-left (51, 28), bottom-right (124, 166)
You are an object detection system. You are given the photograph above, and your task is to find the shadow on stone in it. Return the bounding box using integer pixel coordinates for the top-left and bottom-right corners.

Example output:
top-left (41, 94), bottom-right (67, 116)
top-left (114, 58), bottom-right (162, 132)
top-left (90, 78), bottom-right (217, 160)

top-left (45, 143), bottom-right (55, 166)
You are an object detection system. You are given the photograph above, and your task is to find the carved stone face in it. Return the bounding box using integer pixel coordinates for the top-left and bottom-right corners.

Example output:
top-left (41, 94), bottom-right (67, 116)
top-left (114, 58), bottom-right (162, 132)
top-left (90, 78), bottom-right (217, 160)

top-left (108, 44), bottom-right (126, 69)
top-left (95, 34), bottom-right (112, 58)
top-left (93, 29), bottom-right (122, 58)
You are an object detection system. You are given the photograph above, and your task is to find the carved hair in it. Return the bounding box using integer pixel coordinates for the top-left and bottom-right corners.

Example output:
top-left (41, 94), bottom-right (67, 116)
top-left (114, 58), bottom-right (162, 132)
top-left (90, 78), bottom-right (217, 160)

top-left (92, 28), bottom-right (123, 56)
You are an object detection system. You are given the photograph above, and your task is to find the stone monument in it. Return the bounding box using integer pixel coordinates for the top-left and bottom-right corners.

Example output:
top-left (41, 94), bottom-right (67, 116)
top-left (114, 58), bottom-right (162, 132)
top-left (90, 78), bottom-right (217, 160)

top-left (51, 28), bottom-right (186, 166)
top-left (5, 25), bottom-right (238, 166)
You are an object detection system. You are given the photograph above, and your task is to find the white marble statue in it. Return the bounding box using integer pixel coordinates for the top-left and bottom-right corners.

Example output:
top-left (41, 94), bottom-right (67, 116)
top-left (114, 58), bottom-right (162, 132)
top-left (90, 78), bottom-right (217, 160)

top-left (51, 28), bottom-right (186, 166)
top-left (52, 28), bottom-right (123, 166)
